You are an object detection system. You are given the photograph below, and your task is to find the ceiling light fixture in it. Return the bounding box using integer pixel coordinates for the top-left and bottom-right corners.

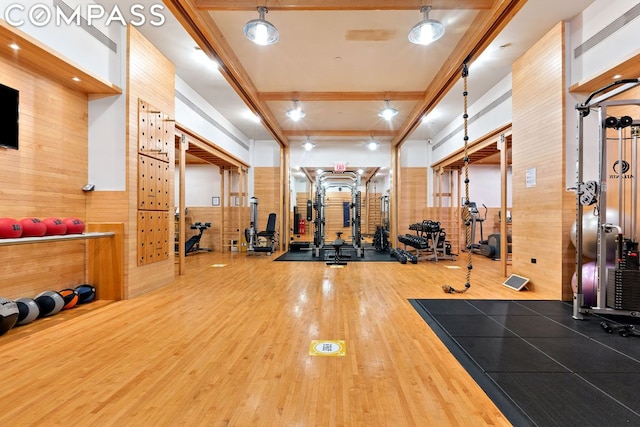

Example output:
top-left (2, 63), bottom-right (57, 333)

top-left (243, 6), bottom-right (279, 46)
top-left (286, 100), bottom-right (306, 121)
top-left (367, 137), bottom-right (380, 151)
top-left (408, 6), bottom-right (445, 45)
top-left (302, 137), bottom-right (315, 151)
top-left (378, 100), bottom-right (398, 120)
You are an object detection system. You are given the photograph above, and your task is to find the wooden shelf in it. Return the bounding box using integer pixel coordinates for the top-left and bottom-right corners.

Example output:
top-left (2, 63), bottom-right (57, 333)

top-left (0, 20), bottom-right (122, 97)
top-left (0, 232), bottom-right (114, 246)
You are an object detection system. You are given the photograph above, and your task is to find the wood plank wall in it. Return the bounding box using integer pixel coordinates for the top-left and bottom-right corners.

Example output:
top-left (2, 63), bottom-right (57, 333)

top-left (0, 54), bottom-right (90, 300)
top-left (398, 167), bottom-right (427, 243)
top-left (176, 207), bottom-right (221, 252)
top-left (253, 167), bottom-right (281, 242)
top-left (292, 192), bottom-right (312, 242)
top-left (366, 192), bottom-right (382, 235)
top-left (123, 27), bottom-right (175, 298)
top-left (324, 192), bottom-right (353, 242)
top-left (512, 22), bottom-right (572, 300)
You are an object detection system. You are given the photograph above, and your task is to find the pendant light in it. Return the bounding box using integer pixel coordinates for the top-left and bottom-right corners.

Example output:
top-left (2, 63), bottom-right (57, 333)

top-left (243, 6), bottom-right (279, 46)
top-left (408, 6), bottom-right (445, 45)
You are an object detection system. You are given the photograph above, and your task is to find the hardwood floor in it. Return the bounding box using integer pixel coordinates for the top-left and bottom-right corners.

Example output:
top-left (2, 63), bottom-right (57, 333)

top-left (0, 251), bottom-right (547, 426)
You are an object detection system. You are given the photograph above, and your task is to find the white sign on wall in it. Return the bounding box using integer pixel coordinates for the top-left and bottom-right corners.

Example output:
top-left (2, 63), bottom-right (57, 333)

top-left (526, 167), bottom-right (537, 188)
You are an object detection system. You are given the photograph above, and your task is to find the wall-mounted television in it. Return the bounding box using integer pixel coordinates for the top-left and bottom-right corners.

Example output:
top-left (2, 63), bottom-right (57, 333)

top-left (0, 83), bottom-right (19, 150)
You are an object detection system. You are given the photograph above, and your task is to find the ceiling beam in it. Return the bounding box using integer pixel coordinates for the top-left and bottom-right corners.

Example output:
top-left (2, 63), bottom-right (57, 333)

top-left (164, 0), bottom-right (290, 148)
top-left (195, 0), bottom-right (494, 11)
top-left (284, 130), bottom-right (397, 137)
top-left (362, 167), bottom-right (380, 184)
top-left (259, 91), bottom-right (425, 102)
top-left (392, 0), bottom-right (527, 147)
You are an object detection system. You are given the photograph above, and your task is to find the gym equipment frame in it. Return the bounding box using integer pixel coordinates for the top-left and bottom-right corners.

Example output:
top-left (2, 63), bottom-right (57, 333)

top-left (573, 78), bottom-right (640, 319)
top-left (246, 197), bottom-right (277, 255)
top-left (311, 171), bottom-right (364, 259)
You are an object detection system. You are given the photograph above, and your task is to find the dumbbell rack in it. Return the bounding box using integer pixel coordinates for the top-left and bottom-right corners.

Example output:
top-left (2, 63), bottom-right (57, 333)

top-left (397, 220), bottom-right (456, 262)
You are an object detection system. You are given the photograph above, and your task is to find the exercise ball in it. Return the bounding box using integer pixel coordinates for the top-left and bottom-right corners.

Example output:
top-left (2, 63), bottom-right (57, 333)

top-left (42, 218), bottom-right (67, 236)
top-left (59, 289), bottom-right (79, 310)
top-left (63, 217), bottom-right (85, 235)
top-left (0, 218), bottom-right (22, 238)
top-left (0, 298), bottom-right (19, 335)
top-left (15, 298), bottom-right (39, 326)
top-left (34, 291), bottom-right (65, 317)
top-left (571, 261), bottom-right (599, 307)
top-left (75, 284), bottom-right (96, 304)
top-left (569, 211), bottom-right (618, 261)
top-left (19, 218), bottom-right (47, 237)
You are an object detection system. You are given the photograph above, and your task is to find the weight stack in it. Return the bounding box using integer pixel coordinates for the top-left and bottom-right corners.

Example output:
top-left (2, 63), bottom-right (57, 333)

top-left (607, 268), bottom-right (640, 310)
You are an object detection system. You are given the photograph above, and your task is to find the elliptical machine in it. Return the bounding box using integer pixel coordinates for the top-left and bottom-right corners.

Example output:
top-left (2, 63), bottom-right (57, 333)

top-left (463, 202), bottom-right (487, 253)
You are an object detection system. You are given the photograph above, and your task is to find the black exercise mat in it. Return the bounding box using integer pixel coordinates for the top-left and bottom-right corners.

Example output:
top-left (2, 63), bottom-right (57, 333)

top-left (274, 248), bottom-right (395, 262)
top-left (409, 299), bottom-right (640, 427)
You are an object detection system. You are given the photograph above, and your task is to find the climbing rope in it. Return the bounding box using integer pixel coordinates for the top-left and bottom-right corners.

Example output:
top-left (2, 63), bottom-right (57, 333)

top-left (443, 62), bottom-right (472, 294)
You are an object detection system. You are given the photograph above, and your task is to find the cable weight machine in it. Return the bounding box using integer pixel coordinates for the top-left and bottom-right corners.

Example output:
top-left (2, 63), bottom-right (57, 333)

top-left (573, 78), bottom-right (640, 319)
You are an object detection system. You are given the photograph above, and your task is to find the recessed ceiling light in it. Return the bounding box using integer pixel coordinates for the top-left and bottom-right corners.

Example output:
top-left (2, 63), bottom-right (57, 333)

top-left (612, 74), bottom-right (623, 79)
top-left (9, 43), bottom-right (20, 50)
top-left (242, 110), bottom-right (261, 123)
top-left (72, 77), bottom-right (81, 82)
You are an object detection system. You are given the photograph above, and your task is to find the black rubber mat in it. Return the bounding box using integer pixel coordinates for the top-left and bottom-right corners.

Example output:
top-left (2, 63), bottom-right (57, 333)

top-left (409, 299), bottom-right (640, 427)
top-left (274, 248), bottom-right (395, 262)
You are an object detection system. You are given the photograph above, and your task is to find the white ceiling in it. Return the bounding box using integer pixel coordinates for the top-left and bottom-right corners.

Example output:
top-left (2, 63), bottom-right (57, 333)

top-left (108, 0), bottom-right (595, 148)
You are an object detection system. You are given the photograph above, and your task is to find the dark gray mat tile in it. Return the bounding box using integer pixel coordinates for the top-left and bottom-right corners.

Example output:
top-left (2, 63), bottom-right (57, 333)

top-left (469, 300), bottom-right (541, 316)
top-left (491, 315), bottom-right (582, 338)
top-left (455, 336), bottom-right (568, 373)
top-left (548, 314), bottom-right (605, 336)
top-left (528, 337), bottom-right (640, 373)
top-left (416, 299), bottom-right (483, 316)
top-left (432, 315), bottom-right (516, 338)
top-left (581, 372), bottom-right (640, 411)
top-left (516, 300), bottom-right (573, 316)
top-left (489, 372), bottom-right (640, 427)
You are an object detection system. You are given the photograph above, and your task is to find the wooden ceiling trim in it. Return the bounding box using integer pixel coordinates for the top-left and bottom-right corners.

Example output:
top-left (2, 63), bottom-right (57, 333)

top-left (195, 0), bottom-right (494, 11)
top-left (164, 0), bottom-right (289, 148)
top-left (175, 123), bottom-right (250, 169)
top-left (569, 48), bottom-right (640, 93)
top-left (260, 91), bottom-right (425, 102)
top-left (284, 129), bottom-right (397, 137)
top-left (392, 0), bottom-right (527, 148)
top-left (431, 124), bottom-right (511, 170)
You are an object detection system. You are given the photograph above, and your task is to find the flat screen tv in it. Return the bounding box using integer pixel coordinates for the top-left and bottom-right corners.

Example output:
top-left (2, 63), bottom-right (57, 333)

top-left (0, 83), bottom-right (19, 150)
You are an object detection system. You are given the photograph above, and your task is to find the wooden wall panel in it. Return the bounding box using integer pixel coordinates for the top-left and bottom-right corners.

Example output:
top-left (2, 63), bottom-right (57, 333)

top-left (125, 27), bottom-right (176, 299)
top-left (324, 192), bottom-right (352, 242)
top-left (0, 54), bottom-right (89, 300)
top-left (291, 192), bottom-right (312, 242)
top-left (180, 207), bottom-right (222, 252)
top-left (366, 192), bottom-right (382, 235)
top-left (423, 207), bottom-right (461, 255)
top-left (512, 22), bottom-right (571, 300)
top-left (398, 167), bottom-right (427, 242)
top-left (253, 167), bottom-right (281, 242)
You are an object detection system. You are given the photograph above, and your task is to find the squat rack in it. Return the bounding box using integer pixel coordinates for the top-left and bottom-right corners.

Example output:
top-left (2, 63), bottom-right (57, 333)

top-left (311, 171), bottom-right (364, 258)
